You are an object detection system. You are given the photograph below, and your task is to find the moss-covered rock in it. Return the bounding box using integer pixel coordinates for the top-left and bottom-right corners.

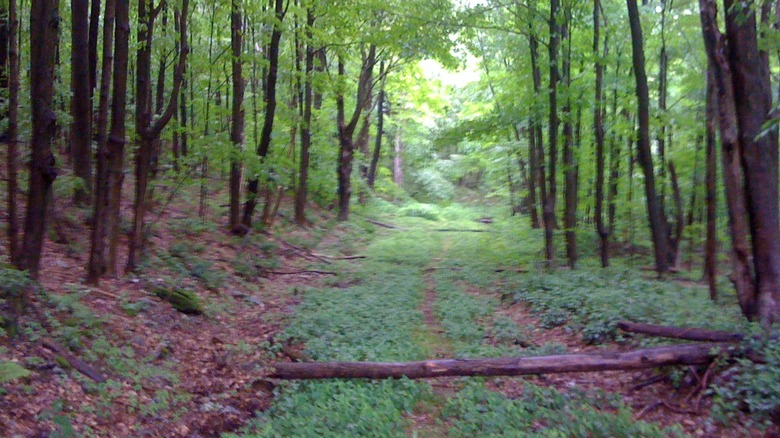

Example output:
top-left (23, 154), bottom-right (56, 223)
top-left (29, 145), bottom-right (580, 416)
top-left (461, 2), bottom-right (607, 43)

top-left (152, 287), bottom-right (203, 315)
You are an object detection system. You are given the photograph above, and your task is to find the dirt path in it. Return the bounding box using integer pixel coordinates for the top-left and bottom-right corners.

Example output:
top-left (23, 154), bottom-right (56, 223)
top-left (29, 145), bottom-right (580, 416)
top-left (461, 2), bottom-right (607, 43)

top-left (406, 241), bottom-right (459, 437)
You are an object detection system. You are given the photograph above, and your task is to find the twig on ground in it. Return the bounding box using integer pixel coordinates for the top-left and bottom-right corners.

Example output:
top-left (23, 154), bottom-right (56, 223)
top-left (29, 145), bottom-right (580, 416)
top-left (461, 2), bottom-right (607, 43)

top-left (41, 338), bottom-right (107, 383)
top-left (636, 400), bottom-right (663, 419)
top-left (264, 270), bottom-right (337, 276)
top-left (629, 374), bottom-right (667, 393)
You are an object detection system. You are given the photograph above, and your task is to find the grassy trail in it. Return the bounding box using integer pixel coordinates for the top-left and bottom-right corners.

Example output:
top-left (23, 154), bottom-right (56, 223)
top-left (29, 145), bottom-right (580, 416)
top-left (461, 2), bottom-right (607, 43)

top-left (235, 204), bottom-right (745, 437)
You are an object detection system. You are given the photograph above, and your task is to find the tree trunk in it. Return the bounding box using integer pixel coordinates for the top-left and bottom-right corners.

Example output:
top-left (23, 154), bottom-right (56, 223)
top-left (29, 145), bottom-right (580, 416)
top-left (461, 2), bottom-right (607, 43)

top-left (336, 46), bottom-right (376, 221)
top-left (561, 8), bottom-right (577, 269)
top-left (128, 0), bottom-right (189, 272)
top-left (393, 131), bottom-right (403, 186)
top-left (103, 0), bottom-right (130, 276)
top-left (593, 0), bottom-right (609, 267)
top-left (544, 0), bottom-right (561, 265)
top-left (699, 0), bottom-right (756, 319)
top-left (87, 0), bottom-right (116, 283)
top-left (242, 0), bottom-right (284, 231)
top-left (367, 61), bottom-right (385, 190)
top-left (626, 0), bottom-right (672, 275)
top-left (704, 67), bottom-right (718, 300)
top-left (71, 0), bottom-right (93, 206)
top-left (529, 32), bottom-right (546, 231)
top-left (88, 0), bottom-right (100, 93)
top-left (4, 0), bottom-right (20, 265)
top-left (229, 0), bottom-right (244, 232)
top-left (270, 343), bottom-right (731, 380)
top-left (293, 11), bottom-right (314, 226)
top-left (724, 0), bottom-right (780, 326)
top-left (20, 0), bottom-right (60, 278)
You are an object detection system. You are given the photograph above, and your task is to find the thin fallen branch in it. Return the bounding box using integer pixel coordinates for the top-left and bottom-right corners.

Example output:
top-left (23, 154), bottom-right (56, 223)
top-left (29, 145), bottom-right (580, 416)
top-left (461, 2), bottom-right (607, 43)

top-left (365, 218), bottom-right (403, 230)
top-left (270, 343), bottom-right (732, 380)
top-left (260, 231), bottom-right (332, 265)
top-left (617, 321), bottom-right (744, 343)
top-left (311, 253), bottom-right (367, 261)
top-left (264, 270), bottom-right (337, 276)
top-left (434, 229), bottom-right (492, 233)
top-left (41, 338), bottom-right (107, 383)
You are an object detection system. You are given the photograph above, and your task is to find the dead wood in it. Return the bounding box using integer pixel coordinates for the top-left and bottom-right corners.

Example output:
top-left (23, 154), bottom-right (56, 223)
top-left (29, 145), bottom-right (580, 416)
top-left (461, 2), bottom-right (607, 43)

top-left (434, 229), bottom-right (492, 233)
top-left (365, 218), bottom-right (403, 229)
top-left (311, 253), bottom-right (366, 261)
top-left (264, 270), bottom-right (337, 276)
top-left (270, 343), bottom-right (732, 380)
top-left (617, 321), bottom-right (744, 343)
top-left (41, 338), bottom-right (107, 383)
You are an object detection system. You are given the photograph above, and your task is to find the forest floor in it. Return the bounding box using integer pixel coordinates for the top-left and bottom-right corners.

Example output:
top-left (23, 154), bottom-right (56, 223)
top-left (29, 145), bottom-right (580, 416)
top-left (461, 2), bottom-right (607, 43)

top-left (1, 190), bottom-right (775, 436)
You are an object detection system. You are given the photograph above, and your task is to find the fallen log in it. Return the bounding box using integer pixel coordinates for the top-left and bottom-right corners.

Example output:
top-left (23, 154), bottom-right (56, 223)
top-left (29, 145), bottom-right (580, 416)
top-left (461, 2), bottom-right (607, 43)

top-left (617, 321), bottom-right (744, 343)
top-left (41, 338), bottom-right (107, 383)
top-left (270, 343), bottom-right (732, 380)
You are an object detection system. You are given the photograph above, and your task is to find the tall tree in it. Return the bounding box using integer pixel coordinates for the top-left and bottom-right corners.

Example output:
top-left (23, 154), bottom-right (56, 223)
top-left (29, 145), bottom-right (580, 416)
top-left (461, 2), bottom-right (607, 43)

top-left (87, 0), bottom-right (116, 283)
top-left (71, 0), bottom-right (93, 205)
top-left (242, 0), bottom-right (285, 231)
top-left (4, 0), bottom-right (20, 265)
top-left (335, 46), bottom-right (376, 221)
top-left (295, 7), bottom-right (316, 226)
top-left (127, 0), bottom-right (189, 271)
top-left (20, 0), bottom-right (60, 278)
top-left (229, 0), bottom-right (245, 232)
top-left (561, 5), bottom-right (577, 268)
top-left (704, 66), bottom-right (718, 300)
top-left (593, 0), bottom-right (610, 267)
top-left (700, 0), bottom-right (780, 325)
top-left (543, 0), bottom-right (561, 265)
top-left (626, 0), bottom-right (672, 274)
top-left (367, 61), bottom-right (386, 190)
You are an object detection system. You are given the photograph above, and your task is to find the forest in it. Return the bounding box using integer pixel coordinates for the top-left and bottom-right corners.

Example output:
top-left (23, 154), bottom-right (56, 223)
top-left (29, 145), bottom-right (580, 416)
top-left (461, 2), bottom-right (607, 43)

top-left (2, 0), bottom-right (780, 435)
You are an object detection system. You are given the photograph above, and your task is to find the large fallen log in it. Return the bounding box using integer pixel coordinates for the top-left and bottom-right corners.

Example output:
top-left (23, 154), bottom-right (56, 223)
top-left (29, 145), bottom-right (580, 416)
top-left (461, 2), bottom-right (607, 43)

top-left (617, 321), bottom-right (744, 343)
top-left (270, 343), bottom-right (732, 380)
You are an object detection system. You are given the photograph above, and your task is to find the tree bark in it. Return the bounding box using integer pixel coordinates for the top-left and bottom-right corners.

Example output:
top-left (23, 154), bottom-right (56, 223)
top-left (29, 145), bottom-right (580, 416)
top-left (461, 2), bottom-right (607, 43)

top-left (704, 67), bottom-right (718, 300)
top-left (393, 130), bottom-right (403, 186)
top-left (88, 0), bottom-right (100, 92)
top-left (593, 0), bottom-right (609, 267)
top-left (21, 0), bottom-right (60, 278)
top-left (544, 0), bottom-right (561, 265)
top-left (561, 8), bottom-right (577, 269)
top-left (723, 0), bottom-right (780, 326)
top-left (128, 0), bottom-right (189, 271)
top-left (699, 0), bottom-right (757, 320)
top-left (336, 46), bottom-right (376, 221)
top-left (529, 31), bottom-right (546, 231)
top-left (5, 0), bottom-right (20, 265)
top-left (271, 343), bottom-right (731, 380)
top-left (295, 9), bottom-right (315, 226)
top-left (105, 0), bottom-right (130, 276)
top-left (367, 61), bottom-right (385, 190)
top-left (71, 0), bottom-right (93, 206)
top-left (617, 321), bottom-right (743, 343)
top-left (626, 0), bottom-right (671, 275)
top-left (87, 0), bottom-right (116, 283)
top-left (242, 0), bottom-right (284, 231)
top-left (229, 0), bottom-right (245, 232)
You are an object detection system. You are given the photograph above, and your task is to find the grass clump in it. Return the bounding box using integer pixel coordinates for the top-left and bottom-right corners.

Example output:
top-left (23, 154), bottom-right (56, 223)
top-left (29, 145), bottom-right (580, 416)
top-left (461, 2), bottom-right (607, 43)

top-left (443, 381), bottom-right (684, 437)
top-left (400, 203), bottom-right (441, 221)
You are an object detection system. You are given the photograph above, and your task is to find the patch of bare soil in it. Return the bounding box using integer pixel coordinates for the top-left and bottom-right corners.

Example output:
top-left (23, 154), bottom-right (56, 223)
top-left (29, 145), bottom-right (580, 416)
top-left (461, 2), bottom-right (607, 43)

top-left (0, 189), bottom-right (343, 437)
